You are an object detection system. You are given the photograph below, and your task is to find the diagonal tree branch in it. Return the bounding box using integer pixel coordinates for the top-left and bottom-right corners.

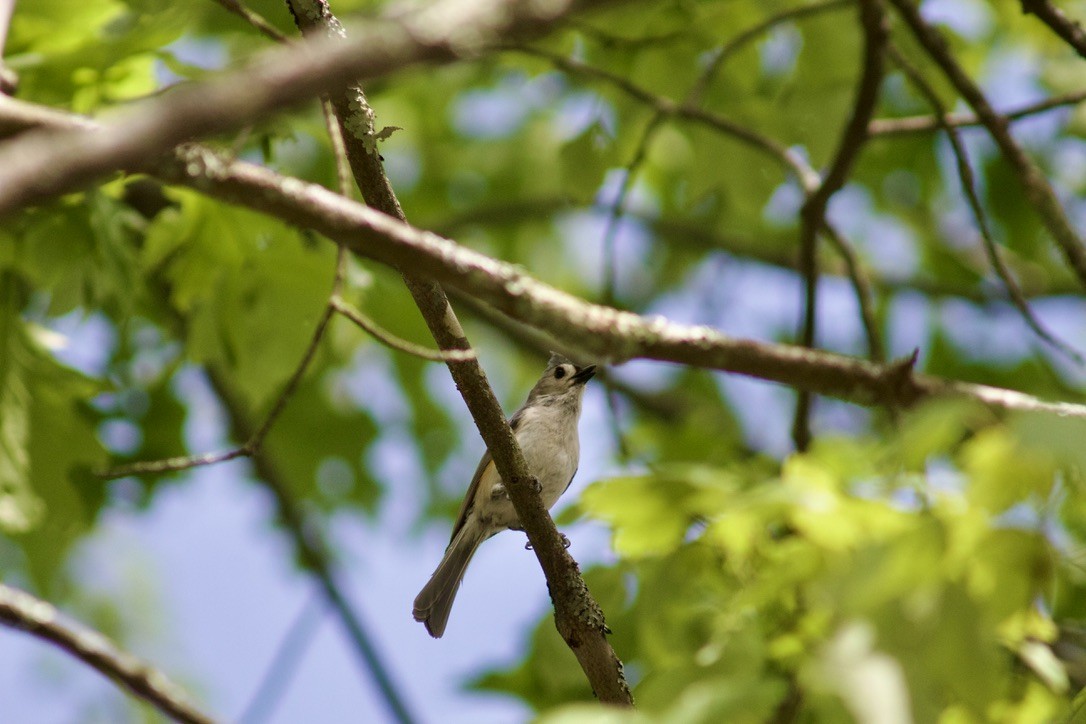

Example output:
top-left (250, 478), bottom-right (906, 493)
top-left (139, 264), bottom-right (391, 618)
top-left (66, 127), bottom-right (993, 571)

top-left (887, 42), bottom-right (1083, 364)
top-left (154, 149), bottom-right (1086, 418)
top-left (89, 20), bottom-right (420, 708)
top-left (212, 0), bottom-right (290, 43)
top-left (0, 0), bottom-right (16, 95)
top-left (1020, 0), bottom-right (1086, 59)
top-left (888, 0), bottom-right (1086, 291)
top-left (0, 0), bottom-right (615, 217)
top-left (283, 0), bottom-right (631, 704)
top-left (0, 582), bottom-right (216, 724)
top-left (792, 0), bottom-right (888, 452)
top-left (331, 295), bottom-right (476, 362)
top-left (6, 100), bottom-right (1086, 417)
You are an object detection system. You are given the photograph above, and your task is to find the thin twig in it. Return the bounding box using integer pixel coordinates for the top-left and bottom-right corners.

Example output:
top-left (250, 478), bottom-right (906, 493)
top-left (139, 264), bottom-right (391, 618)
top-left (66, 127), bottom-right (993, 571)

top-left (212, 0), bottom-right (289, 42)
top-left (598, 112), bottom-right (661, 461)
top-left (1020, 0), bottom-right (1086, 59)
top-left (511, 44), bottom-right (820, 187)
top-left (822, 222), bottom-right (883, 361)
top-left (868, 89), bottom-right (1086, 136)
top-left (600, 113), bottom-right (661, 305)
top-left (888, 43), bottom-right (1083, 364)
top-left (888, 0), bottom-right (1086, 291)
top-left (0, 583), bottom-right (216, 724)
top-left (255, 306), bottom-right (337, 445)
top-left (99, 293), bottom-right (337, 481)
top-left (98, 447), bottom-right (250, 480)
top-left (687, 0), bottom-right (856, 106)
top-left (792, 0), bottom-right (888, 452)
top-left (331, 296), bottom-right (476, 362)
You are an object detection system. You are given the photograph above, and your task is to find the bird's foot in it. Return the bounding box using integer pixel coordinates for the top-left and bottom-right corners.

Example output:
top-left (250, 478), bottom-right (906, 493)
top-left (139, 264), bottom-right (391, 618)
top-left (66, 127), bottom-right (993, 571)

top-left (524, 533), bottom-right (571, 550)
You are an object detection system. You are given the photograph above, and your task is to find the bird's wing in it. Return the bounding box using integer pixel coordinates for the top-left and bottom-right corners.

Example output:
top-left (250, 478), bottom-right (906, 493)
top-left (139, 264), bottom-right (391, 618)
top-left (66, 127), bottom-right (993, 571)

top-left (448, 411), bottom-right (525, 544)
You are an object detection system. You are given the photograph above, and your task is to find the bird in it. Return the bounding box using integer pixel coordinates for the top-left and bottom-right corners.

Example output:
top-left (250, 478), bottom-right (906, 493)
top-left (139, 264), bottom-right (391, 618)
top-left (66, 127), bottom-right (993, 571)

top-left (413, 353), bottom-right (596, 638)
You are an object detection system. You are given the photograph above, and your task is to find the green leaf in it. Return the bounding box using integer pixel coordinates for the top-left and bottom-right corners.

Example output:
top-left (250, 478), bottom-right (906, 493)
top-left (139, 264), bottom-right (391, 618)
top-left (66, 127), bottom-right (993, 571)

top-left (559, 122), bottom-right (612, 202)
top-left (0, 275), bottom-right (108, 590)
top-left (960, 427), bottom-right (1057, 513)
top-left (0, 278), bottom-right (42, 536)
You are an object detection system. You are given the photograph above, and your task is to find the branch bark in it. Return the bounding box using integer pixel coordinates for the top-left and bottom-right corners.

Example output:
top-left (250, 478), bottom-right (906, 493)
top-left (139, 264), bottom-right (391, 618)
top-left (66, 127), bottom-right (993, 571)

top-left (0, 583), bottom-right (216, 724)
top-left (0, 0), bottom-right (17, 94)
top-left (1020, 0), bottom-right (1086, 59)
top-left (284, 0), bottom-right (631, 705)
top-left (0, 0), bottom-right (612, 217)
top-left (793, 0), bottom-right (888, 451)
top-left (5, 97), bottom-right (1085, 423)
top-left (888, 0), bottom-right (1086, 291)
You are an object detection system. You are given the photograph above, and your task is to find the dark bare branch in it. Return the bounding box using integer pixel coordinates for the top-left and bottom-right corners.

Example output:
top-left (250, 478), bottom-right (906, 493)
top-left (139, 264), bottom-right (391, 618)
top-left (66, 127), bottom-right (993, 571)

top-left (887, 43), bottom-right (1083, 364)
top-left (0, 583), bottom-right (216, 724)
top-left (793, 0), bottom-right (888, 451)
top-left (1020, 0), bottom-right (1086, 59)
top-left (211, 0), bottom-right (289, 43)
top-left (888, 0), bottom-right (1086, 291)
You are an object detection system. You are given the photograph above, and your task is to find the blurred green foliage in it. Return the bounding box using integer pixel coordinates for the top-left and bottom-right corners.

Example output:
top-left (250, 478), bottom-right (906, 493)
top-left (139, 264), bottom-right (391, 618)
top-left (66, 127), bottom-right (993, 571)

top-left (4, 0), bottom-right (1086, 720)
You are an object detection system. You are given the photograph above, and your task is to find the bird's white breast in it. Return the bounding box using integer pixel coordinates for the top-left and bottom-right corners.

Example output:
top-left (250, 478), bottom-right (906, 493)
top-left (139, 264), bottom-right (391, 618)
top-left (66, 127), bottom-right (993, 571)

top-left (466, 396), bottom-right (583, 534)
top-left (513, 402), bottom-right (581, 508)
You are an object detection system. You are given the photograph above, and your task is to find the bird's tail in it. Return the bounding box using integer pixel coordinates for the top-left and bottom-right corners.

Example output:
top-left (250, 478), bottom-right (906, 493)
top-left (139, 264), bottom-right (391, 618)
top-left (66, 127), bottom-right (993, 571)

top-left (413, 525), bottom-right (484, 638)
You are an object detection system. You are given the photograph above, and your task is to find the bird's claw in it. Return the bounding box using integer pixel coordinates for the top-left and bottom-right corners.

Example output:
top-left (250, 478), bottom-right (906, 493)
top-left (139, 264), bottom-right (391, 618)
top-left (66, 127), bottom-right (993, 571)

top-left (524, 533), bottom-right (570, 550)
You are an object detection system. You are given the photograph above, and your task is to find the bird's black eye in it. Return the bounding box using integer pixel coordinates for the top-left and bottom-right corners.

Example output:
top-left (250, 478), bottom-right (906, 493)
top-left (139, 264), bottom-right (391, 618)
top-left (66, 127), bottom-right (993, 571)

top-left (554, 366), bottom-right (566, 379)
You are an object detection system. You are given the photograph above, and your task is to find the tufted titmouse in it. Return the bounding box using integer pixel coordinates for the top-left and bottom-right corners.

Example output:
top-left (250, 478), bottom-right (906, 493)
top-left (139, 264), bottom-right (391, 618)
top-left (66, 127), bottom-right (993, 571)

top-left (413, 353), bottom-right (596, 638)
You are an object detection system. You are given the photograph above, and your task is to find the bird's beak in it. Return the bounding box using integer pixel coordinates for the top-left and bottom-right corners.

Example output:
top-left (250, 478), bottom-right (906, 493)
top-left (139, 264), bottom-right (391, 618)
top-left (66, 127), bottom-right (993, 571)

top-left (571, 364), bottom-right (597, 384)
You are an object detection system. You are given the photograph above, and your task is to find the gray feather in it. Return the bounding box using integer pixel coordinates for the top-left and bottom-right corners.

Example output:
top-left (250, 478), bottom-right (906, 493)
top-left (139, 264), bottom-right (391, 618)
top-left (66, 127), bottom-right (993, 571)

top-left (413, 355), bottom-right (595, 637)
top-left (412, 525), bottom-right (484, 638)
